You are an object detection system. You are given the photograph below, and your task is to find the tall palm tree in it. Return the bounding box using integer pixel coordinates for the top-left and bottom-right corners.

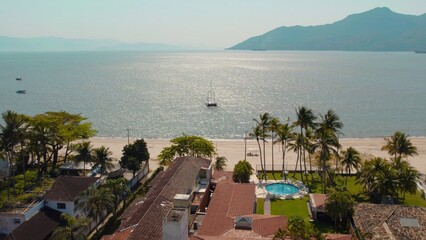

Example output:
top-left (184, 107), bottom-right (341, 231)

top-left (254, 113), bottom-right (271, 179)
top-left (51, 213), bottom-right (89, 240)
top-left (275, 123), bottom-right (293, 179)
top-left (382, 132), bottom-right (418, 159)
top-left (312, 128), bottom-right (340, 193)
top-left (76, 186), bottom-right (114, 231)
top-left (93, 146), bottom-right (114, 176)
top-left (357, 157), bottom-right (387, 196)
top-left (213, 156), bottom-right (227, 171)
top-left (340, 147), bottom-right (361, 186)
top-left (73, 141), bottom-right (94, 176)
top-left (294, 107), bottom-right (317, 177)
top-left (317, 110), bottom-right (343, 169)
top-left (250, 125), bottom-right (265, 179)
top-left (104, 178), bottom-right (130, 211)
top-left (304, 127), bottom-right (315, 173)
top-left (268, 117), bottom-right (280, 180)
top-left (325, 190), bottom-right (355, 230)
top-left (288, 133), bottom-right (303, 178)
top-left (398, 166), bottom-right (419, 201)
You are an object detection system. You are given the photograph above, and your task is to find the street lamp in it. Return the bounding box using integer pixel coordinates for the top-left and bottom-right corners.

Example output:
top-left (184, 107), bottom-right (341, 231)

top-left (126, 128), bottom-right (130, 144)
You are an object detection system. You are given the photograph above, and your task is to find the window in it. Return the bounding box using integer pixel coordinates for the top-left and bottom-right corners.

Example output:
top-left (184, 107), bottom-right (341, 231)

top-left (13, 219), bottom-right (21, 224)
top-left (57, 203), bottom-right (66, 209)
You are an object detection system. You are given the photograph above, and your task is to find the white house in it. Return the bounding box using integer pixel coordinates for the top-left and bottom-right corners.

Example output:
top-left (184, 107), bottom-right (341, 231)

top-left (43, 176), bottom-right (99, 218)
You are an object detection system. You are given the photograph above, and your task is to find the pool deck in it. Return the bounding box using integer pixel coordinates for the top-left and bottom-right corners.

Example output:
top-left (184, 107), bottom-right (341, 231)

top-left (251, 175), bottom-right (309, 200)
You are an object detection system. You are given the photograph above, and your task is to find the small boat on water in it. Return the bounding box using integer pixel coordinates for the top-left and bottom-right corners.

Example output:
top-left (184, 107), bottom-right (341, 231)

top-left (415, 50), bottom-right (426, 54)
top-left (206, 82), bottom-right (218, 107)
top-left (16, 77), bottom-right (22, 81)
top-left (16, 90), bottom-right (26, 94)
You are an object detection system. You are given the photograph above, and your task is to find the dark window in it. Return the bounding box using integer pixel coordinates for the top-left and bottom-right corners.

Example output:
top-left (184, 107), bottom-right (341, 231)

top-left (13, 219), bottom-right (21, 224)
top-left (57, 203), bottom-right (66, 209)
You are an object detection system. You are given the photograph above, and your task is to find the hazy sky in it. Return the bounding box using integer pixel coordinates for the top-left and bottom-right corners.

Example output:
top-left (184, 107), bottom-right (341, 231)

top-left (1, 0), bottom-right (426, 49)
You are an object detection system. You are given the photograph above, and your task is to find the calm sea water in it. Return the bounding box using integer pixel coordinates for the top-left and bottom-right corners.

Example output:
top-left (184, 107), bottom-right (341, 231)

top-left (1, 51), bottom-right (426, 139)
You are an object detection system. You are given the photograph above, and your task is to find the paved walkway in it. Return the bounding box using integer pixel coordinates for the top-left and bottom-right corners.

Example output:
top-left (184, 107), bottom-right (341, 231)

top-left (264, 194), bottom-right (271, 215)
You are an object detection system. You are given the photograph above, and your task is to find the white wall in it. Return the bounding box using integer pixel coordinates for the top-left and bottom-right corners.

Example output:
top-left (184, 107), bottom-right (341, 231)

top-left (45, 200), bottom-right (74, 216)
top-left (0, 213), bottom-right (25, 235)
top-left (163, 209), bottom-right (188, 240)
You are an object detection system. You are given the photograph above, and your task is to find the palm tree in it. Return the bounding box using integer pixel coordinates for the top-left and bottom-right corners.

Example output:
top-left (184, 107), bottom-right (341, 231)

top-left (51, 213), bottom-right (89, 240)
top-left (398, 165), bottom-right (419, 201)
top-left (213, 156), bottom-right (227, 171)
top-left (318, 110), bottom-right (343, 169)
top-left (294, 107), bottom-right (317, 177)
top-left (275, 123), bottom-right (293, 179)
top-left (73, 141), bottom-right (94, 176)
top-left (325, 190), bottom-right (355, 230)
top-left (340, 147), bottom-right (361, 186)
top-left (0, 111), bottom-right (28, 197)
top-left (104, 178), bottom-right (130, 211)
top-left (93, 146), bottom-right (114, 175)
top-left (357, 157), bottom-right (387, 196)
top-left (312, 128), bottom-right (340, 193)
top-left (250, 125), bottom-right (265, 180)
top-left (382, 132), bottom-right (418, 159)
top-left (268, 117), bottom-right (280, 180)
top-left (304, 126), bottom-right (315, 173)
top-left (253, 112), bottom-right (271, 179)
top-left (76, 185), bottom-right (114, 231)
top-left (287, 133), bottom-right (303, 178)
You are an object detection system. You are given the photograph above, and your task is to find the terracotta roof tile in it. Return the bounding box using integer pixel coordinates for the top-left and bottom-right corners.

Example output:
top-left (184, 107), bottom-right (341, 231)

top-left (111, 156), bottom-right (211, 240)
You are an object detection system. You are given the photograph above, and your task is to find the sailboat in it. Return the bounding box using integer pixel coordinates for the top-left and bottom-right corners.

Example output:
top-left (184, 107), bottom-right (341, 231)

top-left (205, 82), bottom-right (218, 107)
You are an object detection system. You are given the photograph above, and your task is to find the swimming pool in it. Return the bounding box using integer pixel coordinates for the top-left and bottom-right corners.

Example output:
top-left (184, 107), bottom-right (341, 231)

top-left (265, 183), bottom-right (299, 195)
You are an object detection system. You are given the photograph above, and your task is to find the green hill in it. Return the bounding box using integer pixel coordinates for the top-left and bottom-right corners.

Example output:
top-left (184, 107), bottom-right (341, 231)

top-left (228, 7), bottom-right (426, 51)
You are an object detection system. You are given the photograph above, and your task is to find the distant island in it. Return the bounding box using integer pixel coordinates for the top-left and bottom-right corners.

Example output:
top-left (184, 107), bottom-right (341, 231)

top-left (228, 7), bottom-right (426, 52)
top-left (0, 35), bottom-right (184, 52)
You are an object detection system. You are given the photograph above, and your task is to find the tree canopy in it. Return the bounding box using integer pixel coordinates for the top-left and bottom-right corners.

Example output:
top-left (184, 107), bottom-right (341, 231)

top-left (233, 160), bottom-right (253, 183)
top-left (120, 139), bottom-right (150, 176)
top-left (158, 135), bottom-right (215, 165)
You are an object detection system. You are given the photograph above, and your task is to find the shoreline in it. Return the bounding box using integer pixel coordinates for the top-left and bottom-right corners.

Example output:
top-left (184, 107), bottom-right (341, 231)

top-left (88, 137), bottom-right (426, 175)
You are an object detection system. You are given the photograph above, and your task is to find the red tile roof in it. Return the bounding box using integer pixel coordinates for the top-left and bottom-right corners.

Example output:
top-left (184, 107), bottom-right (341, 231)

top-left (106, 156), bottom-right (211, 240)
top-left (309, 193), bottom-right (327, 209)
top-left (43, 176), bottom-right (99, 201)
top-left (212, 171), bottom-right (234, 183)
top-left (197, 182), bottom-right (287, 239)
top-left (325, 233), bottom-right (352, 240)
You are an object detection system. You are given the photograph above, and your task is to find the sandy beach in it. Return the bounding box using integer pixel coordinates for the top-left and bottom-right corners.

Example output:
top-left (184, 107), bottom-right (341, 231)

top-left (88, 137), bottom-right (426, 175)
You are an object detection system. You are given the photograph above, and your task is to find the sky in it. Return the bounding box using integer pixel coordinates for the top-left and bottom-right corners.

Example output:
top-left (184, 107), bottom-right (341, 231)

top-left (1, 0), bottom-right (426, 49)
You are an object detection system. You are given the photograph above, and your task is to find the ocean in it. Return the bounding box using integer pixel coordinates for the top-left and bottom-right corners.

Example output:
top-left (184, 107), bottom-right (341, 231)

top-left (1, 50), bottom-right (426, 139)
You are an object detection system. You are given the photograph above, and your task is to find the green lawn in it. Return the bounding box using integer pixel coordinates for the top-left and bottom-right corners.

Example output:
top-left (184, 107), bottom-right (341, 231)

top-left (256, 198), bottom-right (264, 214)
top-left (262, 171), bottom-right (426, 206)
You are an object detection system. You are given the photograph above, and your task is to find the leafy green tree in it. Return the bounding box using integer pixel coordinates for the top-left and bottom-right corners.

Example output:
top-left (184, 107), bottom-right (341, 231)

top-left (233, 160), bottom-right (253, 183)
top-left (275, 123), bottom-right (293, 179)
top-left (288, 133), bottom-right (303, 177)
top-left (340, 147), bottom-right (361, 185)
top-left (51, 213), bottom-right (88, 240)
top-left (382, 131), bottom-right (418, 159)
top-left (325, 190), bottom-right (355, 229)
top-left (280, 216), bottom-right (324, 240)
top-left (76, 186), bottom-right (114, 231)
top-left (0, 111), bottom-right (29, 197)
top-left (213, 156), bottom-right (227, 171)
top-left (396, 162), bottom-right (419, 201)
top-left (73, 141), bottom-right (94, 175)
top-left (120, 139), bottom-right (150, 176)
top-left (93, 146), bottom-right (114, 175)
top-left (158, 135), bottom-right (215, 165)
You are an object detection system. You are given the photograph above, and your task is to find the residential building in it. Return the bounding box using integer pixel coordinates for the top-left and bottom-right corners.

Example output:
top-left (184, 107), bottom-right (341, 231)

top-left (352, 203), bottom-right (426, 240)
top-left (43, 176), bottom-right (99, 218)
top-left (102, 156), bottom-right (211, 240)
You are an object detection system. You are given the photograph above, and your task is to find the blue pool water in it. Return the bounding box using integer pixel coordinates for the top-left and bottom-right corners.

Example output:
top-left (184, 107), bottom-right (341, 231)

top-left (265, 183), bottom-right (299, 195)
